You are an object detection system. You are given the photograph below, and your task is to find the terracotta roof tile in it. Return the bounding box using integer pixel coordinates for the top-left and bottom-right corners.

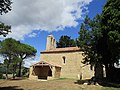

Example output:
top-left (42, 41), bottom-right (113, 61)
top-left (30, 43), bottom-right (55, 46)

top-left (41, 47), bottom-right (80, 53)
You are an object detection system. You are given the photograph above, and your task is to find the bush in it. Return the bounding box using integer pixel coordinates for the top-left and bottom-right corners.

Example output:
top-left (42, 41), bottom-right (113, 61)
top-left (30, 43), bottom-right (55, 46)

top-left (0, 73), bottom-right (3, 79)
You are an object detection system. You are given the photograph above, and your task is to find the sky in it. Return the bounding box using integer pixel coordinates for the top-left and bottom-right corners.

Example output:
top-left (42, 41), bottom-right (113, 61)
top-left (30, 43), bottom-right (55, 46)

top-left (0, 0), bottom-right (106, 67)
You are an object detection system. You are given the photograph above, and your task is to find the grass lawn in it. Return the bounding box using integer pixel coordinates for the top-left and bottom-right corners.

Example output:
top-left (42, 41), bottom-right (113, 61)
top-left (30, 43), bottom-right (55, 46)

top-left (102, 87), bottom-right (120, 90)
top-left (0, 79), bottom-right (120, 90)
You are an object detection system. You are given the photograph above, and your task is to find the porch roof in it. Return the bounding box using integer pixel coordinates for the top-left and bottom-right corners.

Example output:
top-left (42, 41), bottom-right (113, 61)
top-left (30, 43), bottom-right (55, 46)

top-left (32, 61), bottom-right (61, 68)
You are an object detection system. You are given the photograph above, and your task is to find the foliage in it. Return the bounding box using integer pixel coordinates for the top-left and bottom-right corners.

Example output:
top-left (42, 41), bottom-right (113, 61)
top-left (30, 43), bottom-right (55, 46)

top-left (0, 0), bottom-right (12, 36)
top-left (16, 43), bottom-right (37, 77)
top-left (0, 63), bottom-right (12, 74)
top-left (0, 63), bottom-right (5, 73)
top-left (0, 22), bottom-right (11, 37)
top-left (0, 38), bottom-right (37, 79)
top-left (77, 15), bottom-right (102, 66)
top-left (0, 73), bottom-right (3, 79)
top-left (17, 43), bottom-right (37, 59)
top-left (0, 0), bottom-right (12, 15)
top-left (100, 0), bottom-right (120, 65)
top-left (0, 38), bottom-right (19, 58)
top-left (57, 35), bottom-right (76, 48)
top-left (0, 38), bottom-right (19, 79)
top-left (22, 67), bottom-right (29, 76)
top-left (77, 0), bottom-right (120, 80)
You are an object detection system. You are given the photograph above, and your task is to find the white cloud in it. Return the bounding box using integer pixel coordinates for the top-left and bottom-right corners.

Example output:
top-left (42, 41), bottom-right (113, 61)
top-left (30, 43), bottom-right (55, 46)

top-left (0, 0), bottom-right (92, 40)
top-left (24, 56), bottom-right (40, 68)
top-left (28, 32), bottom-right (37, 38)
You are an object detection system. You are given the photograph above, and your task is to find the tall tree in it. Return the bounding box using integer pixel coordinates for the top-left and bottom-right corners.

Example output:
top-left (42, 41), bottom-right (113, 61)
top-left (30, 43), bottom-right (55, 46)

top-left (100, 0), bottom-right (120, 63)
top-left (77, 15), bottom-right (103, 78)
top-left (57, 35), bottom-right (76, 48)
top-left (77, 0), bottom-right (120, 80)
top-left (10, 57), bottom-right (22, 79)
top-left (99, 0), bottom-right (120, 79)
top-left (0, 38), bottom-right (37, 79)
top-left (0, 38), bottom-right (19, 79)
top-left (17, 43), bottom-right (37, 77)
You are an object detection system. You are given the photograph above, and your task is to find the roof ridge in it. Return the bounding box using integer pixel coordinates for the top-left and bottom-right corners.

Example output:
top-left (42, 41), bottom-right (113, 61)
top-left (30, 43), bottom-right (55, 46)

top-left (41, 46), bottom-right (81, 53)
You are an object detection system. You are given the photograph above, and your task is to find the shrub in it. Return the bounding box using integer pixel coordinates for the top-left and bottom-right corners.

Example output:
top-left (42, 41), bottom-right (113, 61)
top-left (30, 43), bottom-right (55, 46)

top-left (0, 73), bottom-right (3, 79)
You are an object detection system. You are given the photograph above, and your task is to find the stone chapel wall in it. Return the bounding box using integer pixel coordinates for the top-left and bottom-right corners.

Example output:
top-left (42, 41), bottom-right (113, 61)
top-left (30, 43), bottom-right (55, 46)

top-left (40, 51), bottom-right (94, 79)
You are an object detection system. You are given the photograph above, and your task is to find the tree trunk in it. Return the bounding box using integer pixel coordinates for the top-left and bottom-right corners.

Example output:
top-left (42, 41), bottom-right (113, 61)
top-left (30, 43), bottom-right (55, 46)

top-left (95, 63), bottom-right (103, 79)
top-left (109, 64), bottom-right (114, 81)
top-left (18, 62), bottom-right (22, 77)
top-left (12, 65), bottom-right (16, 79)
top-left (5, 64), bottom-right (9, 79)
top-left (12, 71), bottom-right (15, 79)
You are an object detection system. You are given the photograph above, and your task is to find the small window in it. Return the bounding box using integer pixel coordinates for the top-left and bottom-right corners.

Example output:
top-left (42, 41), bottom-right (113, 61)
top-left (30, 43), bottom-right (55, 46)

top-left (62, 56), bottom-right (66, 64)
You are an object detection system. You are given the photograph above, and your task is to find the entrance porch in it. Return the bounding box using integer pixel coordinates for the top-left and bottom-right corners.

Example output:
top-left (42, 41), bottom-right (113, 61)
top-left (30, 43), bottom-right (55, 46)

top-left (29, 61), bottom-right (61, 80)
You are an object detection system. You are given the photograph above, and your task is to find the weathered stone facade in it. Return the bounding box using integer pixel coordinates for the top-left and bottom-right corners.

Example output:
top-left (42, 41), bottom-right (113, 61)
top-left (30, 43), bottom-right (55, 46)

top-left (41, 51), bottom-right (79, 78)
top-left (29, 35), bottom-right (94, 80)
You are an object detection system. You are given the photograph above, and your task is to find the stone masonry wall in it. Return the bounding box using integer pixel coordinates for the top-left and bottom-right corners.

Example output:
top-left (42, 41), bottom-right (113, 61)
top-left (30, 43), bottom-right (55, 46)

top-left (40, 51), bottom-right (94, 79)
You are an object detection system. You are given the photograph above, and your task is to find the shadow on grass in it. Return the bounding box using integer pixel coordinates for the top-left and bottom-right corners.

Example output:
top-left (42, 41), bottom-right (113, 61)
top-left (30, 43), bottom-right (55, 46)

top-left (74, 78), bottom-right (96, 85)
top-left (97, 79), bottom-right (120, 88)
top-left (0, 86), bottom-right (23, 90)
top-left (74, 77), bottom-right (120, 88)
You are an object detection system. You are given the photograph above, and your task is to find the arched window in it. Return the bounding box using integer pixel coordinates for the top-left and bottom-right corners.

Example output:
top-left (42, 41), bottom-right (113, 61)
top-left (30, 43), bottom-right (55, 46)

top-left (62, 56), bottom-right (66, 64)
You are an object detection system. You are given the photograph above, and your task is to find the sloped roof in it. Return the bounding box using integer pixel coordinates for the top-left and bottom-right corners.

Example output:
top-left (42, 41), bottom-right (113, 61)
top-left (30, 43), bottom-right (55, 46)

top-left (32, 61), bottom-right (61, 67)
top-left (41, 47), bottom-right (80, 53)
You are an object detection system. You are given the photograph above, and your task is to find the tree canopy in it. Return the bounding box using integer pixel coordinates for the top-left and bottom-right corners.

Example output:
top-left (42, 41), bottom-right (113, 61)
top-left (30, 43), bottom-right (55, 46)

top-left (0, 38), bottom-right (37, 79)
top-left (77, 15), bottom-right (102, 66)
top-left (0, 0), bottom-right (12, 15)
top-left (0, 22), bottom-right (11, 37)
top-left (0, 0), bottom-right (12, 37)
top-left (77, 0), bottom-right (120, 81)
top-left (57, 35), bottom-right (76, 48)
top-left (100, 0), bottom-right (120, 65)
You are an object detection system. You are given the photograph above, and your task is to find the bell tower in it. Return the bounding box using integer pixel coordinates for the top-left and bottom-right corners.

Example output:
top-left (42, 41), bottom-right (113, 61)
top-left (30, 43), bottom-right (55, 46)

top-left (46, 35), bottom-right (56, 50)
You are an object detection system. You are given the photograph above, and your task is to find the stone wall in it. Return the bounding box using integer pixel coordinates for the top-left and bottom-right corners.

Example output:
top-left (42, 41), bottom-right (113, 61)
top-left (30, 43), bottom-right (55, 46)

top-left (81, 65), bottom-right (94, 80)
top-left (29, 66), bottom-right (38, 80)
top-left (54, 67), bottom-right (61, 78)
top-left (40, 51), bottom-right (94, 79)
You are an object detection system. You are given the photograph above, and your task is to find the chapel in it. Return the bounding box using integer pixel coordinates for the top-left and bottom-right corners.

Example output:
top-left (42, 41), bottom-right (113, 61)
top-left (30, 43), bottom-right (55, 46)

top-left (29, 35), bottom-right (94, 80)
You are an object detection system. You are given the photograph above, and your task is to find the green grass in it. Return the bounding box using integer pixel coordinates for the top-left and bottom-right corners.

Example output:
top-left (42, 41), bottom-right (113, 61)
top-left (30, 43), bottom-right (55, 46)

top-left (57, 77), bottom-right (76, 80)
top-left (102, 87), bottom-right (120, 90)
top-left (57, 78), bottom-right (67, 80)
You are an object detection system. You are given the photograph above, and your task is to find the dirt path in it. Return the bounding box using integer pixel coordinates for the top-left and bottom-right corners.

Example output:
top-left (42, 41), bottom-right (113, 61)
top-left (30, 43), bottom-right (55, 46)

top-left (0, 79), bottom-right (101, 90)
